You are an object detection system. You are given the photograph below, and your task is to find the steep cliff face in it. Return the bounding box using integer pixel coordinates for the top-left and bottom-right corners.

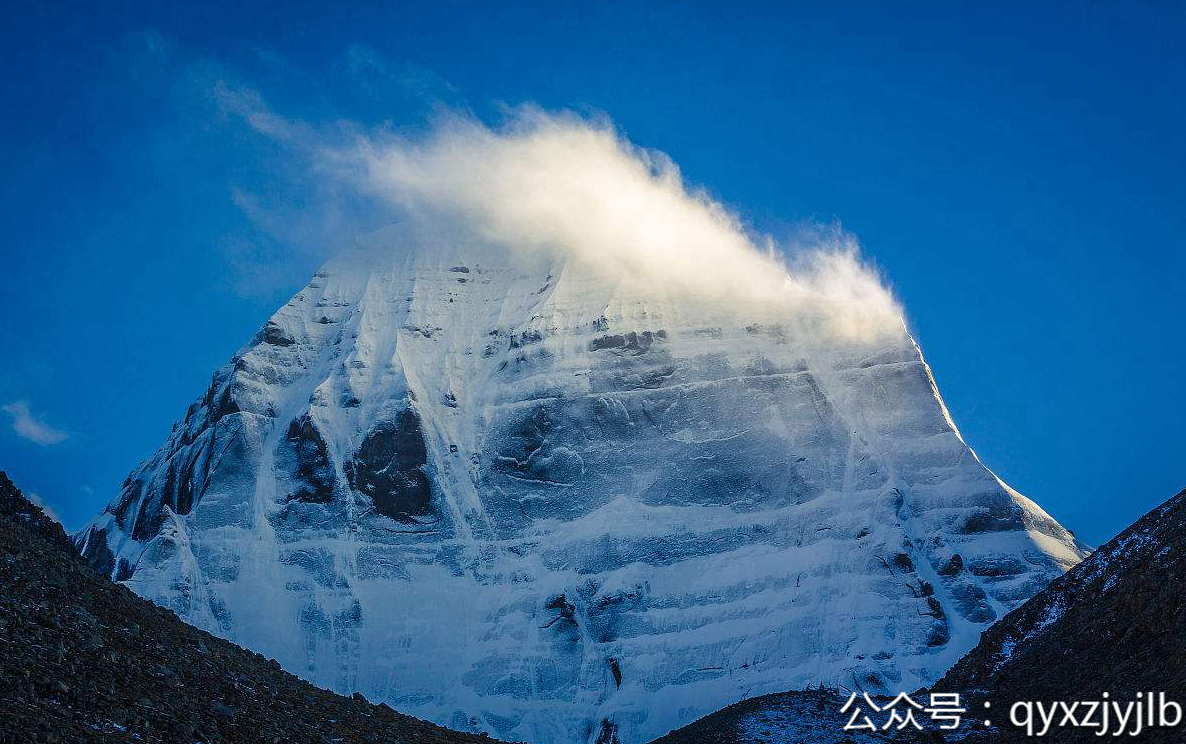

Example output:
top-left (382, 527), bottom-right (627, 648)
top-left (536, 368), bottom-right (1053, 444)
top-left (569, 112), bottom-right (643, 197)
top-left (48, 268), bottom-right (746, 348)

top-left (75, 242), bottom-right (1086, 744)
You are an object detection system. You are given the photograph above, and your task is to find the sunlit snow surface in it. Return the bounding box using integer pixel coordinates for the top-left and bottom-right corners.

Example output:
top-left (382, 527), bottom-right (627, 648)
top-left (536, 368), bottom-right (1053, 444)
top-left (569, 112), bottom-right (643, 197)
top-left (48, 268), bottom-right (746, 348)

top-left (76, 244), bottom-right (1086, 744)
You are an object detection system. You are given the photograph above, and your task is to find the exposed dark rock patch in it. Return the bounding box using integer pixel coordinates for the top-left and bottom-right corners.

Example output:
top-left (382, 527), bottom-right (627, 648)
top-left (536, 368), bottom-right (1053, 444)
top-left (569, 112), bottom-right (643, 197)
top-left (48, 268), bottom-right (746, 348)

top-left (509, 330), bottom-right (542, 348)
top-left (284, 415), bottom-right (336, 503)
top-left (959, 505), bottom-right (1024, 534)
top-left (346, 408), bottom-right (434, 522)
top-left (0, 470), bottom-right (508, 744)
top-left (588, 330), bottom-right (666, 354)
top-left (892, 552), bottom-right (915, 572)
top-left (258, 320), bottom-right (297, 347)
top-left (147, 436), bottom-right (214, 522)
top-left (541, 594), bottom-right (576, 628)
top-left (937, 553), bottom-right (963, 576)
top-left (204, 378), bottom-right (240, 426)
top-left (594, 718), bottom-right (619, 744)
top-left (112, 557), bottom-right (134, 583)
top-left (75, 525), bottom-right (115, 578)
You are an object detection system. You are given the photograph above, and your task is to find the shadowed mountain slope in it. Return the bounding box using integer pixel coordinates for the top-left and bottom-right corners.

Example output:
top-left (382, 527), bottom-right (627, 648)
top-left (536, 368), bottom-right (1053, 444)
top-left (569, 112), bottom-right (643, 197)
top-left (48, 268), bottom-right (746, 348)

top-left (936, 487), bottom-right (1186, 742)
top-left (0, 470), bottom-right (507, 744)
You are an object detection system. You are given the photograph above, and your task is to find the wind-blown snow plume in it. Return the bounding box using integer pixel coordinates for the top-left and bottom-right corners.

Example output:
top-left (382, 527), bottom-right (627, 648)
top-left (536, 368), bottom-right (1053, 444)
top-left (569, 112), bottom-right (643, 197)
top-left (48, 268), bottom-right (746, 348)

top-left (218, 89), bottom-right (903, 342)
top-left (357, 108), bottom-right (902, 340)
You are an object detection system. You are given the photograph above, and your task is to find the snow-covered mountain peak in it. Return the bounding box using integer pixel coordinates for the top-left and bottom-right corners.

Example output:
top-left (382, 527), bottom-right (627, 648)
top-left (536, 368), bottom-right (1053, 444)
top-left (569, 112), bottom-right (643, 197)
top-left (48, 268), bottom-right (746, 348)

top-left (77, 240), bottom-right (1086, 744)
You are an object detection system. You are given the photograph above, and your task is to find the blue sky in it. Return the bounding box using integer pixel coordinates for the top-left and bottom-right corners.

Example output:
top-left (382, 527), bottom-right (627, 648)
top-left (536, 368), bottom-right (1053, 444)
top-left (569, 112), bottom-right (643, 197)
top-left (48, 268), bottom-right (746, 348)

top-left (1, 1), bottom-right (1182, 545)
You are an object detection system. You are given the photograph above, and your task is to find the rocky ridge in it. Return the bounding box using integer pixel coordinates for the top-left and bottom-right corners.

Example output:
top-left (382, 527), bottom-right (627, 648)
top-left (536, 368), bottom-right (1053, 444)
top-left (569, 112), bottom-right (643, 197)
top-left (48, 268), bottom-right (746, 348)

top-left (0, 470), bottom-right (508, 744)
top-left (647, 689), bottom-right (940, 744)
top-left (937, 487), bottom-right (1186, 742)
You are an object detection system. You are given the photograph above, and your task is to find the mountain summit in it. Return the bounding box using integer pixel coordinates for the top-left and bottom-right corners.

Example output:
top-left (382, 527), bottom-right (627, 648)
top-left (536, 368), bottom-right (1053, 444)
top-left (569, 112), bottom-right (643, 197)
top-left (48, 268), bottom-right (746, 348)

top-left (76, 242), bottom-right (1086, 743)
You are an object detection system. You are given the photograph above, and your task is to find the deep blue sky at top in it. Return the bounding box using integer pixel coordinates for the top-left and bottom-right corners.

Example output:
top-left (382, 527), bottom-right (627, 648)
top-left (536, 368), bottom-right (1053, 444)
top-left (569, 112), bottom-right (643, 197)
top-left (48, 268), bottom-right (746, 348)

top-left (1, 1), bottom-right (1182, 545)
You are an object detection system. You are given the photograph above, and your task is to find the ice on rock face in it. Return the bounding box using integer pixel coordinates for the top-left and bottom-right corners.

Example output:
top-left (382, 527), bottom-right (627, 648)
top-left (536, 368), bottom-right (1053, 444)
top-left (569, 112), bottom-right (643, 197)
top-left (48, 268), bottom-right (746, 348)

top-left (75, 243), bottom-right (1087, 744)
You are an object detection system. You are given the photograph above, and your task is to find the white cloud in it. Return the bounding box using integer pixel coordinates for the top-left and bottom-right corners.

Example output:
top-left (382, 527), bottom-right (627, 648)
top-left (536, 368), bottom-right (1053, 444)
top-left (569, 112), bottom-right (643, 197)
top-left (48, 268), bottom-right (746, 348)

top-left (219, 86), bottom-right (903, 343)
top-left (3, 401), bottom-right (68, 446)
top-left (357, 107), bottom-right (903, 341)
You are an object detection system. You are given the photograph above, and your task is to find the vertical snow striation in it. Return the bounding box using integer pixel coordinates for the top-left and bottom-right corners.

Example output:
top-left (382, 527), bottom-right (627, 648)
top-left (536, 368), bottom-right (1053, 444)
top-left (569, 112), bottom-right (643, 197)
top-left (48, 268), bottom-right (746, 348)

top-left (75, 243), bottom-right (1087, 744)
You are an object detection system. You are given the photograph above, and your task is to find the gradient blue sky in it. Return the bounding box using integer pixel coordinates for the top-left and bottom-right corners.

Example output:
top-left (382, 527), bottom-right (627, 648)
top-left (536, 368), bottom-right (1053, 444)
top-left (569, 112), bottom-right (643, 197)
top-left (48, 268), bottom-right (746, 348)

top-left (1, 1), bottom-right (1182, 545)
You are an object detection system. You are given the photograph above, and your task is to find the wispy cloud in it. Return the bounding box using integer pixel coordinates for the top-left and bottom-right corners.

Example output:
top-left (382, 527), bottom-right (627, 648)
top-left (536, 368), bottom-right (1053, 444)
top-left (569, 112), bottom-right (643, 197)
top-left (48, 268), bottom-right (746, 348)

top-left (191, 39), bottom-right (902, 342)
top-left (25, 491), bottom-right (62, 525)
top-left (206, 76), bottom-right (390, 299)
top-left (3, 401), bottom-right (68, 446)
top-left (344, 44), bottom-right (461, 107)
top-left (216, 86), bottom-right (903, 343)
top-left (357, 107), bottom-right (902, 340)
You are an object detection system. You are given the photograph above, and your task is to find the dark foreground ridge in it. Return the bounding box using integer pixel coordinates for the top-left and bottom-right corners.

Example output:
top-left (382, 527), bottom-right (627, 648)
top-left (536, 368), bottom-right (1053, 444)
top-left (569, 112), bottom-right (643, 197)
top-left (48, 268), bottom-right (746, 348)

top-left (646, 689), bottom-right (937, 744)
top-left (937, 487), bottom-right (1186, 743)
top-left (0, 471), bottom-right (509, 744)
top-left (649, 488), bottom-right (1186, 744)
